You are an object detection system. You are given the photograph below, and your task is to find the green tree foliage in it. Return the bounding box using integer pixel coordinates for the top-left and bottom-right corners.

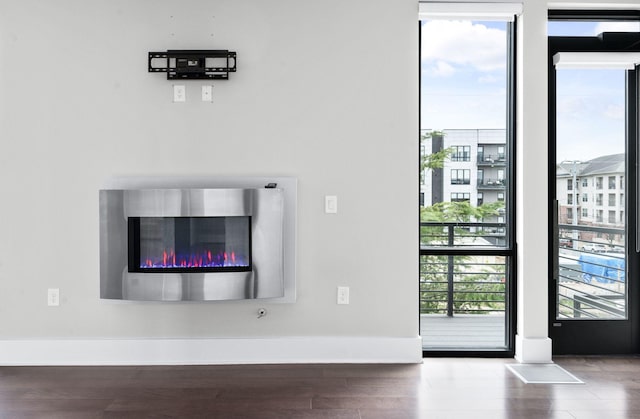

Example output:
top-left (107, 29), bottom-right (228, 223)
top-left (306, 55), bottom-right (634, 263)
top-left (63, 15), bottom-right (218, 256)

top-left (419, 255), bottom-right (506, 314)
top-left (420, 131), bottom-right (452, 185)
top-left (421, 146), bottom-right (453, 172)
top-left (421, 201), bottom-right (503, 223)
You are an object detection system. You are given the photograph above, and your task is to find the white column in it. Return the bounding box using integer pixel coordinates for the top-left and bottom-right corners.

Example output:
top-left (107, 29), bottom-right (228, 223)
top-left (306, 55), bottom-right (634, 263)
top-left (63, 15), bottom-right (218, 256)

top-left (515, 1), bottom-right (552, 363)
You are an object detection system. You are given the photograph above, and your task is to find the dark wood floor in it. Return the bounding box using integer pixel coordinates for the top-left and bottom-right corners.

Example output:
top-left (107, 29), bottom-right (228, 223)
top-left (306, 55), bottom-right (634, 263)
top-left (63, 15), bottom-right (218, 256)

top-left (0, 356), bottom-right (639, 418)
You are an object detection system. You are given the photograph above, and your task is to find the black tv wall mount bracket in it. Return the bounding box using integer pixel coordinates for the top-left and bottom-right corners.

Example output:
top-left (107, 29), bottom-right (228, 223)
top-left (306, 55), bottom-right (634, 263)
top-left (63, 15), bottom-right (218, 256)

top-left (148, 50), bottom-right (237, 80)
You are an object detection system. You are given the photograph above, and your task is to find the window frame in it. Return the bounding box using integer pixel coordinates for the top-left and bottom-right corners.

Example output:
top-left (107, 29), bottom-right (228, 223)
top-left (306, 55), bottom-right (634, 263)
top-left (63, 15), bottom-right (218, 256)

top-left (450, 169), bottom-right (471, 185)
top-left (419, 15), bottom-right (517, 357)
top-left (451, 192), bottom-right (471, 202)
top-left (451, 145), bottom-right (471, 162)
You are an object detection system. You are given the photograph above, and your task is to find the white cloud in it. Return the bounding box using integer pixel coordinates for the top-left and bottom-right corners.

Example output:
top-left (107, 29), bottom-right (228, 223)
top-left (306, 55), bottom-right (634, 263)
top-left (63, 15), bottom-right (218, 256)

top-left (557, 97), bottom-right (588, 119)
top-left (426, 61), bottom-right (456, 77)
top-left (557, 97), bottom-right (625, 123)
top-left (594, 21), bottom-right (640, 35)
top-left (478, 74), bottom-right (499, 84)
top-left (421, 20), bottom-right (506, 73)
top-left (421, 93), bottom-right (506, 129)
top-left (604, 104), bottom-right (624, 120)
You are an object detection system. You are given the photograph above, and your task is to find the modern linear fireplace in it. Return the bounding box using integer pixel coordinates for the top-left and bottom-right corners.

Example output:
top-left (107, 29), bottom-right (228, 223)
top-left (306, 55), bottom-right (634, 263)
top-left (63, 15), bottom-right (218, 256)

top-left (100, 185), bottom-right (288, 301)
top-left (129, 216), bottom-right (252, 273)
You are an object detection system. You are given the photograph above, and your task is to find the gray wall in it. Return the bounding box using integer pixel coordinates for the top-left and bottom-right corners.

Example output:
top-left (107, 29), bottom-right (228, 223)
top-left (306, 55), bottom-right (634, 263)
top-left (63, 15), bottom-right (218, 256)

top-left (0, 0), bottom-right (419, 339)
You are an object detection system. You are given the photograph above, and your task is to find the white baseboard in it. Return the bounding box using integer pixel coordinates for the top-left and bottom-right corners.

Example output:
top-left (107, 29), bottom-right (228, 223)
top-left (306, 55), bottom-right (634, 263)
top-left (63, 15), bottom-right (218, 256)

top-left (0, 337), bottom-right (423, 366)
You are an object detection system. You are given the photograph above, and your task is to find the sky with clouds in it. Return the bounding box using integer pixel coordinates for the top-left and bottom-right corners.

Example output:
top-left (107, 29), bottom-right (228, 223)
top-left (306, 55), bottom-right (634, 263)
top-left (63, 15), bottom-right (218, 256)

top-left (421, 20), bottom-right (640, 163)
top-left (421, 20), bottom-right (508, 131)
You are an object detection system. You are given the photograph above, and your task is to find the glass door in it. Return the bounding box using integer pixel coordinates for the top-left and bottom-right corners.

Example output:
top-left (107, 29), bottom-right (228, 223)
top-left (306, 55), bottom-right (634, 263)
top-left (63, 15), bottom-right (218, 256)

top-left (549, 34), bottom-right (640, 354)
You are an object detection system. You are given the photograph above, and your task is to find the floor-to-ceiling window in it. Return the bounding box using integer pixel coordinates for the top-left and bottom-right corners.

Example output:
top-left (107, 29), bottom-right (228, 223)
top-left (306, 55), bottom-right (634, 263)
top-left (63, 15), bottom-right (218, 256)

top-left (419, 3), bottom-right (519, 355)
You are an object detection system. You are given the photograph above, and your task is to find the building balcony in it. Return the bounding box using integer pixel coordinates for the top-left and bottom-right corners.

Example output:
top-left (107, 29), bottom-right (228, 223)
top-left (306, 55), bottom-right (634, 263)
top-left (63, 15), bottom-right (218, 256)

top-left (421, 313), bottom-right (505, 349)
top-left (476, 153), bottom-right (506, 166)
top-left (477, 179), bottom-right (505, 190)
top-left (420, 221), bottom-right (508, 350)
top-left (420, 221), bottom-right (627, 349)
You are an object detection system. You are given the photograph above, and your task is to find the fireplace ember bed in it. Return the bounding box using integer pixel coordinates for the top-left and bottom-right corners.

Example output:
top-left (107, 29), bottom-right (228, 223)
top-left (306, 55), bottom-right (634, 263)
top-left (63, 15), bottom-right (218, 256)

top-left (128, 216), bottom-right (252, 273)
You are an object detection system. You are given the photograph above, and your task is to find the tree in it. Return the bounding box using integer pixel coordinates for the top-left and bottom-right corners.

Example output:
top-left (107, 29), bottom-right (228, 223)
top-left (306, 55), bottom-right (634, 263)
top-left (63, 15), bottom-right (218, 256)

top-left (421, 201), bottom-right (503, 223)
top-left (420, 131), bottom-right (452, 185)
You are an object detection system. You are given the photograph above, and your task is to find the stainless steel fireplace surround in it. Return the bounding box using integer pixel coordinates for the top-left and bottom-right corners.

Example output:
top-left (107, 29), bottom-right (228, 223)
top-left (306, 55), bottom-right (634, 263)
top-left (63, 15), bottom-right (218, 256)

top-left (100, 186), bottom-right (286, 301)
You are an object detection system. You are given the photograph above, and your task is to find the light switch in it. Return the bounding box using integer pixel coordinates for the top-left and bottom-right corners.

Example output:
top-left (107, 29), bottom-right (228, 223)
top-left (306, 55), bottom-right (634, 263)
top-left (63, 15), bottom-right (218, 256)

top-left (325, 195), bottom-right (338, 214)
top-left (337, 286), bottom-right (349, 304)
top-left (48, 288), bottom-right (60, 306)
top-left (173, 85), bottom-right (186, 102)
top-left (202, 85), bottom-right (213, 102)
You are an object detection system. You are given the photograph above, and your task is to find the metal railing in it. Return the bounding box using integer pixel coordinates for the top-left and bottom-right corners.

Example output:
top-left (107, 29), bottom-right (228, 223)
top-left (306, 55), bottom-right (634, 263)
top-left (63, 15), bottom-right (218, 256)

top-left (420, 222), bottom-right (507, 248)
top-left (477, 179), bottom-right (505, 189)
top-left (476, 154), bottom-right (506, 165)
top-left (556, 223), bottom-right (626, 320)
top-left (420, 256), bottom-right (506, 317)
top-left (420, 222), bottom-right (508, 317)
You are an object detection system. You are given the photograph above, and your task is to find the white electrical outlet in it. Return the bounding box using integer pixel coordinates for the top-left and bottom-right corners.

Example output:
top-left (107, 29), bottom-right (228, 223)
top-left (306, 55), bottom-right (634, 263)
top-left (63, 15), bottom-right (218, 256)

top-left (173, 85), bottom-right (186, 102)
top-left (337, 286), bottom-right (349, 304)
top-left (47, 288), bottom-right (60, 306)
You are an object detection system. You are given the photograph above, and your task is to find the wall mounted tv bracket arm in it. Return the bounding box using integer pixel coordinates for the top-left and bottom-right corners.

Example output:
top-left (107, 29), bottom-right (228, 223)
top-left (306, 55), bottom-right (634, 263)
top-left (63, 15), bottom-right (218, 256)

top-left (148, 50), bottom-right (236, 80)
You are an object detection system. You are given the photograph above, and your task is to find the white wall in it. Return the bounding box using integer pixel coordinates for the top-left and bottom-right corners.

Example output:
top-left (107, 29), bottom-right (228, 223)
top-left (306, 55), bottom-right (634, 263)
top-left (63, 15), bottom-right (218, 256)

top-left (0, 0), bottom-right (420, 363)
top-left (1, 0), bottom-right (635, 365)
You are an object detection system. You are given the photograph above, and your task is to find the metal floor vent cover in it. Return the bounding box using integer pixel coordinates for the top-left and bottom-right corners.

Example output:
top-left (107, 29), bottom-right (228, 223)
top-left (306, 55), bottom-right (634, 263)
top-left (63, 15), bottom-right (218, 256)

top-left (506, 364), bottom-right (583, 384)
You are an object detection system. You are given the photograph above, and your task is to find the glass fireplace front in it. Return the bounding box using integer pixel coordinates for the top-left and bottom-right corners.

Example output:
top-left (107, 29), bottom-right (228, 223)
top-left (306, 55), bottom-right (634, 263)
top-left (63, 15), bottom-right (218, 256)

top-left (128, 216), bottom-right (251, 273)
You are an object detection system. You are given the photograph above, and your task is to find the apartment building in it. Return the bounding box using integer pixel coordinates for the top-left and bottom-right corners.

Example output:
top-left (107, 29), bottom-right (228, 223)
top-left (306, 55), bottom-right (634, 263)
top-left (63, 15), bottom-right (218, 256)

top-left (421, 128), bottom-right (507, 223)
top-left (556, 154), bottom-right (625, 245)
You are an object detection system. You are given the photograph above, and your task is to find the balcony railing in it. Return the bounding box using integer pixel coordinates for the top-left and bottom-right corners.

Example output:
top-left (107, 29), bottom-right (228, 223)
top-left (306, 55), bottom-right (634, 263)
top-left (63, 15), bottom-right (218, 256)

top-left (476, 154), bottom-right (506, 166)
top-left (420, 255), bottom-right (506, 318)
top-left (420, 222), bottom-right (507, 248)
top-left (477, 179), bottom-right (505, 189)
top-left (556, 223), bottom-right (626, 320)
top-left (420, 222), bottom-right (507, 318)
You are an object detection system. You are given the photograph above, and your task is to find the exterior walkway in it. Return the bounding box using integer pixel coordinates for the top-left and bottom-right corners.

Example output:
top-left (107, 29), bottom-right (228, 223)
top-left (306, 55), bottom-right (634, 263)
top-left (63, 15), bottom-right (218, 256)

top-left (421, 314), bottom-right (506, 349)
